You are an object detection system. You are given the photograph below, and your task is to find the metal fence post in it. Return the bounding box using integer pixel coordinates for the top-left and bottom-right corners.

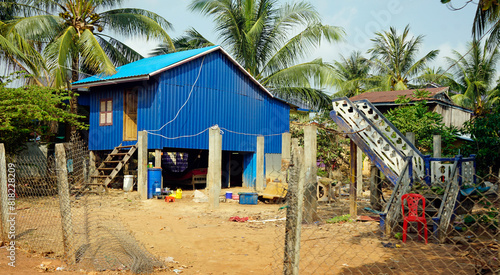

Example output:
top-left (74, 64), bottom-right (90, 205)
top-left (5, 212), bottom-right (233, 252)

top-left (55, 144), bottom-right (75, 263)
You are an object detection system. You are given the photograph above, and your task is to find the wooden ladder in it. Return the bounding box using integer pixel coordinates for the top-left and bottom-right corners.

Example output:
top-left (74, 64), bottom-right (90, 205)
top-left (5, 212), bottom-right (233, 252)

top-left (89, 144), bottom-right (137, 192)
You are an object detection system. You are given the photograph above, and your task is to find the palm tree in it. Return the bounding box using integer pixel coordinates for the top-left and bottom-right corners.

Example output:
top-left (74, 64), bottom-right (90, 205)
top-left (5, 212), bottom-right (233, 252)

top-left (189, 0), bottom-right (344, 109)
top-left (471, 0), bottom-right (500, 43)
top-left (151, 27), bottom-right (214, 55)
top-left (368, 25), bottom-right (439, 91)
top-left (1, 0), bottom-right (174, 92)
top-left (446, 40), bottom-right (500, 115)
top-left (414, 67), bottom-right (459, 89)
top-left (1, 0), bottom-right (175, 121)
top-left (332, 51), bottom-right (374, 98)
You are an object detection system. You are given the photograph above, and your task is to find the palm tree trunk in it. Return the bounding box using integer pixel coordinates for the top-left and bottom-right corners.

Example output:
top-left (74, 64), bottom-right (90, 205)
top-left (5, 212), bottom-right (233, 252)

top-left (69, 57), bottom-right (79, 134)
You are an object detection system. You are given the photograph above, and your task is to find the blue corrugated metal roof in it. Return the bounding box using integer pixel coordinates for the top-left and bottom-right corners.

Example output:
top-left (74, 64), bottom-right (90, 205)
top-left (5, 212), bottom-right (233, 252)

top-left (72, 46), bottom-right (219, 86)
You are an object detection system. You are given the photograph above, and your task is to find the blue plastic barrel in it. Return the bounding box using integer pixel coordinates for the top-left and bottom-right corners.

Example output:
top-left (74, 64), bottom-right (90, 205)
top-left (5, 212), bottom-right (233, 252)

top-left (147, 168), bottom-right (162, 199)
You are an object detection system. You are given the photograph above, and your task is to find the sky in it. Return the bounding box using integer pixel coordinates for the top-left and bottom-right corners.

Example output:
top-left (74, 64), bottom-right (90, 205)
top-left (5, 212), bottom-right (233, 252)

top-left (122, 0), bottom-right (478, 73)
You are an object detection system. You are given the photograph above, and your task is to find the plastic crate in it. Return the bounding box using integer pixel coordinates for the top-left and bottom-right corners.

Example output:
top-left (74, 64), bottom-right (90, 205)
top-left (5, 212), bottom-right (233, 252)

top-left (239, 192), bottom-right (258, 205)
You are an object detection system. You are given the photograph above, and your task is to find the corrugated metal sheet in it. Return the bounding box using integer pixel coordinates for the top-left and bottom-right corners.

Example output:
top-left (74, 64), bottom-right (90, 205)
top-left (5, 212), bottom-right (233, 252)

top-left (73, 46), bottom-right (219, 85)
top-left (243, 153), bottom-right (256, 188)
top-left (88, 51), bottom-right (290, 155)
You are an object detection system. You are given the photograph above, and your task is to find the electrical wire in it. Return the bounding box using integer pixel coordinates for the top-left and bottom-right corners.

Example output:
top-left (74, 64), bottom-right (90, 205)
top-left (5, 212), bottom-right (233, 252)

top-left (148, 56), bottom-right (206, 132)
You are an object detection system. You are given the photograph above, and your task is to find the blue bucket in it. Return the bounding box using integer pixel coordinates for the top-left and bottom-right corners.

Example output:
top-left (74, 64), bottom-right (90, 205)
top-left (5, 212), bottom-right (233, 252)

top-left (225, 192), bottom-right (233, 199)
top-left (147, 168), bottom-right (162, 199)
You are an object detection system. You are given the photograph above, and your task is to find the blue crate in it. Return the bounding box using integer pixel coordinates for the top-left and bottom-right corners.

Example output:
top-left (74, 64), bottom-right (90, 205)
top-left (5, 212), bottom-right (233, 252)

top-left (239, 192), bottom-right (258, 205)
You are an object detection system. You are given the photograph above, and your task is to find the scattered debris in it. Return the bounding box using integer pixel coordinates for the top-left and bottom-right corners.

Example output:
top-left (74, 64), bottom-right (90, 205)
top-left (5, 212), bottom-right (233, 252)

top-left (248, 217), bottom-right (286, 223)
top-left (381, 242), bottom-right (400, 248)
top-left (229, 216), bottom-right (249, 222)
top-left (193, 190), bottom-right (208, 203)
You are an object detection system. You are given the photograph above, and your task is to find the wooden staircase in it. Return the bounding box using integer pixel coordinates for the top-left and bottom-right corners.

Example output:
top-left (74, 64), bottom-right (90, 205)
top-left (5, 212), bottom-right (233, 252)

top-left (88, 144), bottom-right (137, 192)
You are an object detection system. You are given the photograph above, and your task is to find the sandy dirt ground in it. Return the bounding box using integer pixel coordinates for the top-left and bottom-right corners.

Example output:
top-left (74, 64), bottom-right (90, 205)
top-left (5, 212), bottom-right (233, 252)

top-left (0, 188), bottom-right (477, 275)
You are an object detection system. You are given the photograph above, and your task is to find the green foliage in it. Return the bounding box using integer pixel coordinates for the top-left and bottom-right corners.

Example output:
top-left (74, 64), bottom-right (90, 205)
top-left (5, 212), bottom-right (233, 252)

top-left (462, 109), bottom-right (500, 174)
top-left (290, 110), bottom-right (348, 175)
top-left (189, 0), bottom-right (344, 109)
top-left (326, 214), bottom-right (352, 224)
top-left (317, 169), bottom-right (328, 177)
top-left (385, 90), bottom-right (458, 155)
top-left (446, 41), bottom-right (500, 115)
top-left (463, 208), bottom-right (499, 228)
top-left (0, 72), bottom-right (86, 152)
top-left (368, 25), bottom-right (439, 91)
top-left (1, 0), bottom-right (174, 87)
top-left (332, 51), bottom-right (375, 97)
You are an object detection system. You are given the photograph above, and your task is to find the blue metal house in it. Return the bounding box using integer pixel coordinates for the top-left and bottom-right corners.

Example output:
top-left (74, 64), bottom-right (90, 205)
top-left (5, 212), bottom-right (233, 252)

top-left (72, 46), bottom-right (290, 187)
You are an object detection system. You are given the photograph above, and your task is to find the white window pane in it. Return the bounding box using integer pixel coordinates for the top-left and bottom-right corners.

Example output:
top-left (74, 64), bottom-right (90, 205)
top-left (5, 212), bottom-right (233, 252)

top-left (100, 101), bottom-right (105, 112)
top-left (100, 113), bottom-right (105, 124)
top-left (106, 113), bottom-right (112, 124)
top-left (107, 100), bottom-right (112, 111)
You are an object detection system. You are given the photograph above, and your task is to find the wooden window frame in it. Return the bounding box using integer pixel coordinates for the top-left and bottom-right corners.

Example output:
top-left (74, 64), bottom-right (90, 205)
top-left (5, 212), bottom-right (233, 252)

top-left (99, 98), bottom-right (113, 126)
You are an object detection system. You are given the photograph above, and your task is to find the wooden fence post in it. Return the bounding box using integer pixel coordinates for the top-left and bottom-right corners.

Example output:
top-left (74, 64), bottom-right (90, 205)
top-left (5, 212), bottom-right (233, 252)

top-left (208, 126), bottom-right (222, 209)
top-left (55, 144), bottom-right (75, 263)
top-left (283, 138), bottom-right (304, 275)
top-left (89, 151), bottom-right (96, 183)
top-left (283, 141), bottom-right (298, 275)
top-left (303, 125), bottom-right (318, 224)
top-left (0, 144), bottom-right (9, 243)
top-left (138, 131), bottom-right (148, 200)
top-left (356, 147), bottom-right (363, 196)
top-left (350, 140), bottom-right (358, 217)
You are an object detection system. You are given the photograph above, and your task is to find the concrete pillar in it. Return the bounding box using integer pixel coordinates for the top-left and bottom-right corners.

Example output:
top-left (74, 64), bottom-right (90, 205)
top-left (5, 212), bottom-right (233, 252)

top-left (433, 135), bottom-right (442, 158)
top-left (208, 126), bottom-right (222, 209)
top-left (281, 133), bottom-right (291, 183)
top-left (256, 135), bottom-right (265, 192)
top-left (138, 131), bottom-right (148, 200)
top-left (406, 132), bottom-right (416, 148)
top-left (155, 149), bottom-right (162, 167)
top-left (155, 149), bottom-right (162, 190)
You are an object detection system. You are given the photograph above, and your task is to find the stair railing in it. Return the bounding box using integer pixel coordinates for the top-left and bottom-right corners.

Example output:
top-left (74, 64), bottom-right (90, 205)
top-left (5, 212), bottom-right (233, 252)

top-left (331, 98), bottom-right (407, 181)
top-left (433, 156), bottom-right (460, 243)
top-left (352, 99), bottom-right (426, 181)
top-left (380, 157), bottom-right (413, 235)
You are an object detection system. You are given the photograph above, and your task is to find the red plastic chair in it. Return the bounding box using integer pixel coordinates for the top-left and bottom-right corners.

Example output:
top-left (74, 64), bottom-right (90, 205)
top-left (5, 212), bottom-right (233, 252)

top-left (401, 193), bottom-right (428, 244)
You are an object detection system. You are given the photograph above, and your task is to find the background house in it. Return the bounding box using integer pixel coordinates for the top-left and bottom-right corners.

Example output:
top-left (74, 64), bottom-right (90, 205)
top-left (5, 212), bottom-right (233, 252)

top-left (349, 87), bottom-right (473, 129)
top-left (73, 46), bottom-right (290, 188)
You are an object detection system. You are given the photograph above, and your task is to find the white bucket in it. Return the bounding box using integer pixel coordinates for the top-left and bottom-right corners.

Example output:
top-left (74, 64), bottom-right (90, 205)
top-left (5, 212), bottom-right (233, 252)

top-left (123, 175), bottom-right (134, 192)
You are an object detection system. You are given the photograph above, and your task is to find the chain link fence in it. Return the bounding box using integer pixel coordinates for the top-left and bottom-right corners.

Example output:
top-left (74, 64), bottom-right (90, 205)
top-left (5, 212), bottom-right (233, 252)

top-left (1, 135), bottom-right (163, 273)
top-left (272, 142), bottom-right (499, 274)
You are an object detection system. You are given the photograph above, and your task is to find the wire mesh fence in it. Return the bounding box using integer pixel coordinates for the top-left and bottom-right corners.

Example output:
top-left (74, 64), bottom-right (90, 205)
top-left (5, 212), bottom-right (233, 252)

top-left (272, 149), bottom-right (500, 274)
top-left (1, 135), bottom-right (163, 273)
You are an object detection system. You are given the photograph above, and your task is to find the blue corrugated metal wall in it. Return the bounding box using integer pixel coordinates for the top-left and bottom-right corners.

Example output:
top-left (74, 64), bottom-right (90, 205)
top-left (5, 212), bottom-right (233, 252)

top-left (243, 153), bottom-right (256, 188)
top-left (88, 50), bottom-right (290, 154)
